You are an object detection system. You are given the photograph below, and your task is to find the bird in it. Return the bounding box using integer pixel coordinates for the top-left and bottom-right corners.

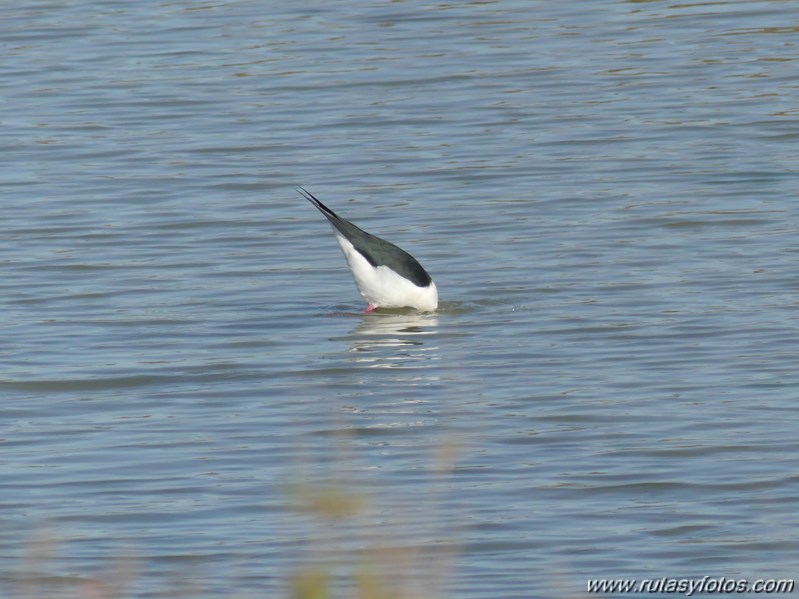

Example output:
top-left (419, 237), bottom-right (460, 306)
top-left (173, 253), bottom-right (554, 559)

top-left (299, 187), bottom-right (438, 312)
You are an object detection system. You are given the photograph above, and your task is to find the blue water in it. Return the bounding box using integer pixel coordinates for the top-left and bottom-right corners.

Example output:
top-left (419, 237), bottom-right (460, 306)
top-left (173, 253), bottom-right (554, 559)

top-left (3, 1), bottom-right (798, 597)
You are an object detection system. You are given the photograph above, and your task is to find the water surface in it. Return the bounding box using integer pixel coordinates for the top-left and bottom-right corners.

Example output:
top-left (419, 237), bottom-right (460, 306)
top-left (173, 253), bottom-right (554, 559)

top-left (3, 1), bottom-right (799, 597)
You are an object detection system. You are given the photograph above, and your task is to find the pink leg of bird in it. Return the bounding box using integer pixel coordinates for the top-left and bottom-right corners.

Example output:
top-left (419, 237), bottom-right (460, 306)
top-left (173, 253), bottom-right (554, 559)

top-left (365, 304), bottom-right (378, 313)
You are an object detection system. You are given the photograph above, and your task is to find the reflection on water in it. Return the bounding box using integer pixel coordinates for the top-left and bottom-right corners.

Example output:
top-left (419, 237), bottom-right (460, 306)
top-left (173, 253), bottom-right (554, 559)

top-left (346, 313), bottom-right (440, 375)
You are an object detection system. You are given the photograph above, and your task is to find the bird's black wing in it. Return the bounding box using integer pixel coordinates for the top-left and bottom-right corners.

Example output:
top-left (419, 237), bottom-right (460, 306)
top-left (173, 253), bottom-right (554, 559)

top-left (298, 187), bottom-right (433, 288)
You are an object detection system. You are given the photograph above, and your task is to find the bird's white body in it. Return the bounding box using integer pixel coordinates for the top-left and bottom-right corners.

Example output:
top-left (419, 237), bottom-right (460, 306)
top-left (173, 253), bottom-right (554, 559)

top-left (300, 188), bottom-right (438, 312)
top-left (333, 232), bottom-right (438, 312)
